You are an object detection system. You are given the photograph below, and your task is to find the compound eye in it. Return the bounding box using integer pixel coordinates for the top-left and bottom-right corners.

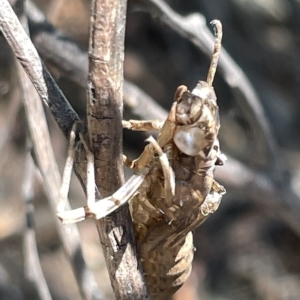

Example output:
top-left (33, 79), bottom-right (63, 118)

top-left (174, 127), bottom-right (207, 156)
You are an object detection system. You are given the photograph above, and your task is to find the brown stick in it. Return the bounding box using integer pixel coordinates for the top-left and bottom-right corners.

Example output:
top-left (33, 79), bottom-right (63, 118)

top-left (86, 0), bottom-right (148, 299)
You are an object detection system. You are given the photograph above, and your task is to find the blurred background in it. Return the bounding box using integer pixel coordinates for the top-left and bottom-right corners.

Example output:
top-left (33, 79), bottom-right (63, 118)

top-left (1, 0), bottom-right (300, 299)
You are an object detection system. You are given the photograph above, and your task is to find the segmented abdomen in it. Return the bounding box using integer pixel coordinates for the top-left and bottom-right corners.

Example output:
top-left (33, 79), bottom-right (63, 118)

top-left (141, 232), bottom-right (193, 300)
top-left (131, 192), bottom-right (194, 299)
top-left (130, 156), bottom-right (213, 299)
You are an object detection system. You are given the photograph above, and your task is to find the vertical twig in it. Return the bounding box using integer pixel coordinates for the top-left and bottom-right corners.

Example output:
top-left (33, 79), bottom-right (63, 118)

top-left (22, 150), bottom-right (53, 300)
top-left (87, 0), bottom-right (148, 299)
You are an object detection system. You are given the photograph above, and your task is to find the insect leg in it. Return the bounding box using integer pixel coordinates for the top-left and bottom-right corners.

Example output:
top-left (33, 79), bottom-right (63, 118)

top-left (57, 122), bottom-right (78, 214)
top-left (78, 132), bottom-right (95, 208)
top-left (200, 180), bottom-right (225, 216)
top-left (122, 119), bottom-right (164, 131)
top-left (146, 136), bottom-right (176, 222)
top-left (156, 181), bottom-right (226, 251)
top-left (57, 170), bottom-right (148, 223)
top-left (123, 154), bottom-right (133, 169)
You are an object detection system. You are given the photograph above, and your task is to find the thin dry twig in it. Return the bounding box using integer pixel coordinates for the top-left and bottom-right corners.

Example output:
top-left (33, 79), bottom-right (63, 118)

top-left (86, 0), bottom-right (148, 298)
top-left (22, 151), bottom-right (52, 300)
top-left (19, 16), bottom-right (50, 299)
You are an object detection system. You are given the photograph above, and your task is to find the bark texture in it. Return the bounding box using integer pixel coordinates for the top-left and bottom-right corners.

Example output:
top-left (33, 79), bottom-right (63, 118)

top-left (86, 0), bottom-right (148, 299)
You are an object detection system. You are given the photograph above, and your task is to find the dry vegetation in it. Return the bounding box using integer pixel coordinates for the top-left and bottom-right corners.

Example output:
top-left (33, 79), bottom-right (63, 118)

top-left (1, 0), bottom-right (300, 299)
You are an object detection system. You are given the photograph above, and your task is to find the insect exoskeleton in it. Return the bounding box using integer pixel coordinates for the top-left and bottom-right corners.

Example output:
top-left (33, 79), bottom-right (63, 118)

top-left (129, 66), bottom-right (226, 297)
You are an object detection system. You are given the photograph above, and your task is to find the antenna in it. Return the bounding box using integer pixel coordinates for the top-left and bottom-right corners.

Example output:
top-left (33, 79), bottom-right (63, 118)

top-left (206, 20), bottom-right (223, 86)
